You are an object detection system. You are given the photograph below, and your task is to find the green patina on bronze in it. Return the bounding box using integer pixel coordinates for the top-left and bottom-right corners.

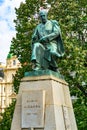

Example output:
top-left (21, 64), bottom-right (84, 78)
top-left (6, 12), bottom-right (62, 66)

top-left (31, 10), bottom-right (64, 72)
top-left (24, 70), bottom-right (64, 79)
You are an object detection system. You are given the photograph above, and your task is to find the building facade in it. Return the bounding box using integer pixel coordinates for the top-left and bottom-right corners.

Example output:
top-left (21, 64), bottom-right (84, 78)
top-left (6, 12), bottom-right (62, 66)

top-left (0, 54), bottom-right (21, 113)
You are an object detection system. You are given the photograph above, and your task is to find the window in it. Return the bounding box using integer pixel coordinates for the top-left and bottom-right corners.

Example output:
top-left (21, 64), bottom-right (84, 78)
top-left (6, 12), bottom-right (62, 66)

top-left (13, 60), bottom-right (16, 65)
top-left (4, 87), bottom-right (5, 93)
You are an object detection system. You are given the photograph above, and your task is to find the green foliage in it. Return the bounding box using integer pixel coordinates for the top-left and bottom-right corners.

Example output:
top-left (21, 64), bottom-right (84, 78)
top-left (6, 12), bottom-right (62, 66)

top-left (48, 0), bottom-right (87, 96)
top-left (73, 98), bottom-right (87, 130)
top-left (10, 0), bottom-right (40, 64)
top-left (48, 0), bottom-right (87, 129)
top-left (10, 0), bottom-right (41, 93)
top-left (0, 101), bottom-right (16, 130)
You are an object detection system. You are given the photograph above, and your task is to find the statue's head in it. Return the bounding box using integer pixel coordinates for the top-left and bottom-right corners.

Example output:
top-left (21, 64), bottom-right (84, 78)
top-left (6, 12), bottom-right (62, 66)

top-left (39, 10), bottom-right (48, 23)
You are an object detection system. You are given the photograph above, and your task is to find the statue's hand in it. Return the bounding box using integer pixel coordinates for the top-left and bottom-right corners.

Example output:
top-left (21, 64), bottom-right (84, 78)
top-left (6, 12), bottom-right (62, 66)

top-left (39, 37), bottom-right (49, 43)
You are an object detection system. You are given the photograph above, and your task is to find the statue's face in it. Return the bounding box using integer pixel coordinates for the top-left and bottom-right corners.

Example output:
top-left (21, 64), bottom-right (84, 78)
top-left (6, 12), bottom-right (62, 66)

top-left (39, 11), bottom-right (47, 23)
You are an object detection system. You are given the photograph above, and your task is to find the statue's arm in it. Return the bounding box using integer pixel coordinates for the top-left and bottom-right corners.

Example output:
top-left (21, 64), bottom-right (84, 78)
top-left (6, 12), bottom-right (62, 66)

top-left (46, 25), bottom-right (60, 41)
top-left (32, 27), bottom-right (39, 43)
top-left (40, 22), bottom-right (61, 43)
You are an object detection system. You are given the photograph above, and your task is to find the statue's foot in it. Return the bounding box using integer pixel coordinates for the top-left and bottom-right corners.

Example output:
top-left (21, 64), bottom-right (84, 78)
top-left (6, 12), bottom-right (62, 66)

top-left (48, 65), bottom-right (58, 72)
top-left (32, 63), bottom-right (41, 71)
top-left (33, 66), bottom-right (41, 71)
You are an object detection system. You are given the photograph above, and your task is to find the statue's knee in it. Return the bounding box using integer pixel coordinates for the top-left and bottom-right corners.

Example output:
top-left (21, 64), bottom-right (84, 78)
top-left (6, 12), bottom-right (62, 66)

top-left (33, 42), bottom-right (41, 48)
top-left (35, 42), bottom-right (40, 46)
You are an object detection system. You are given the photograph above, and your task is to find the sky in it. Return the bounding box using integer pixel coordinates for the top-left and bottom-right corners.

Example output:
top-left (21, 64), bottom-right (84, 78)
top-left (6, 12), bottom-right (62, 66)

top-left (0, 0), bottom-right (25, 64)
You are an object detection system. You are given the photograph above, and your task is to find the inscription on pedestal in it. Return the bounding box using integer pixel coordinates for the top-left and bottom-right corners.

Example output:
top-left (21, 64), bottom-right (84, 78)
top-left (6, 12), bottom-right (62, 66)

top-left (22, 90), bottom-right (45, 128)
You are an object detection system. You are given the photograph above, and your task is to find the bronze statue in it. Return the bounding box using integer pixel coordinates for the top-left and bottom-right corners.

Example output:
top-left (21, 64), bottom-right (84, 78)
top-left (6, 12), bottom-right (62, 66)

top-left (31, 10), bottom-right (64, 72)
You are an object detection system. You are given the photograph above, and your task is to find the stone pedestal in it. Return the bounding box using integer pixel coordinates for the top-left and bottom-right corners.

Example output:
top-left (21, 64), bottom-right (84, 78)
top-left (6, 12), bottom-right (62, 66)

top-left (11, 70), bottom-right (77, 130)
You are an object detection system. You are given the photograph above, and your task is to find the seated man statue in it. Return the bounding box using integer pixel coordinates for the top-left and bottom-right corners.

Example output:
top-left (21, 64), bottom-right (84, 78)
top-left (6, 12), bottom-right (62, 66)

top-left (31, 10), bottom-right (64, 72)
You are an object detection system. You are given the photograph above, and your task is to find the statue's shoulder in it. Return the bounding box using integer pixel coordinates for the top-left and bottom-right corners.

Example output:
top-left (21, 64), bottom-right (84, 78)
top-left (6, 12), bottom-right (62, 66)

top-left (37, 23), bottom-right (42, 28)
top-left (51, 20), bottom-right (59, 25)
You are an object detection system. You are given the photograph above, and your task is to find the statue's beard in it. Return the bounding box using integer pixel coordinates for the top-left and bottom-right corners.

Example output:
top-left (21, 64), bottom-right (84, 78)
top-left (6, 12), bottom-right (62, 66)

top-left (41, 19), bottom-right (47, 24)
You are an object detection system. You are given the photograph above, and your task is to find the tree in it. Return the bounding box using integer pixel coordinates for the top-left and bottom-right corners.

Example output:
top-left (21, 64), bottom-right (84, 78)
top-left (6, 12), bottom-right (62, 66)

top-left (48, 0), bottom-right (87, 96)
top-left (73, 98), bottom-right (87, 129)
top-left (9, 0), bottom-right (87, 129)
top-left (0, 101), bottom-right (16, 130)
top-left (10, 0), bottom-right (42, 93)
top-left (48, 0), bottom-right (87, 129)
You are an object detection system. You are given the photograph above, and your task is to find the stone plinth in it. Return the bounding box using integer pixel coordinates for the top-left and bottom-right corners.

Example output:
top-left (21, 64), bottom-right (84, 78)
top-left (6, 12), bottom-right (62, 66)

top-left (11, 70), bottom-right (77, 130)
